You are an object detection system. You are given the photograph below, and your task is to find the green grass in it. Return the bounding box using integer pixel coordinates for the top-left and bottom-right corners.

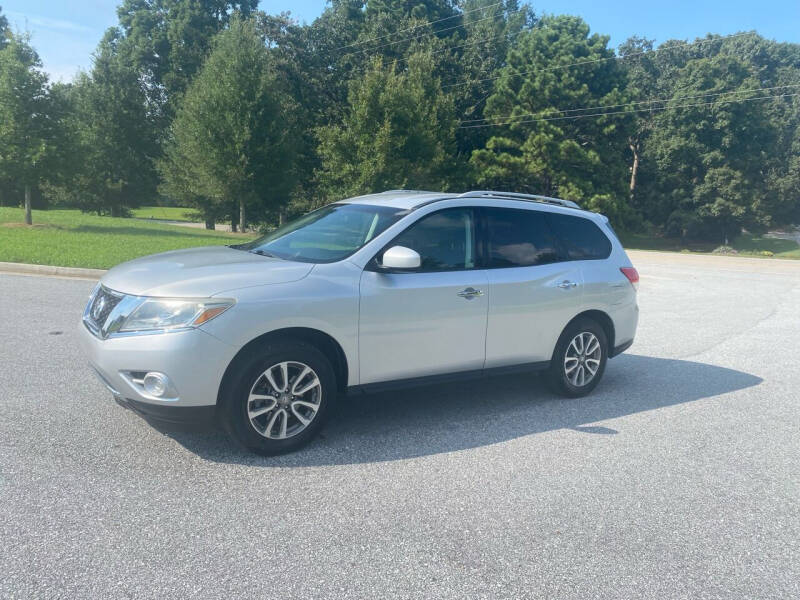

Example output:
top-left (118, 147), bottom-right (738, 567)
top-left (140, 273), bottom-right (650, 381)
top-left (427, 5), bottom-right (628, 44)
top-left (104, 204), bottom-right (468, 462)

top-left (731, 233), bottom-right (800, 258)
top-left (129, 206), bottom-right (199, 221)
top-left (0, 207), bottom-right (256, 269)
top-left (620, 231), bottom-right (800, 259)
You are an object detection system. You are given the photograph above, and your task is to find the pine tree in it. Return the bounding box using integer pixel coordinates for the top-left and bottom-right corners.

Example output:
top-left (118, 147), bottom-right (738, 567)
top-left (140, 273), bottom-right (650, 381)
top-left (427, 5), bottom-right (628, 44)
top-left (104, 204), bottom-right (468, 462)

top-left (160, 17), bottom-right (298, 231)
top-left (317, 52), bottom-right (460, 198)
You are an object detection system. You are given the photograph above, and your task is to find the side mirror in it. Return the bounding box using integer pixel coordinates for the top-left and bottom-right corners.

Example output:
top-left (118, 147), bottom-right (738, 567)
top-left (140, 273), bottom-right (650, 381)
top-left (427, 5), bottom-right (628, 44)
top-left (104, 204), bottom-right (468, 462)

top-left (381, 246), bottom-right (421, 270)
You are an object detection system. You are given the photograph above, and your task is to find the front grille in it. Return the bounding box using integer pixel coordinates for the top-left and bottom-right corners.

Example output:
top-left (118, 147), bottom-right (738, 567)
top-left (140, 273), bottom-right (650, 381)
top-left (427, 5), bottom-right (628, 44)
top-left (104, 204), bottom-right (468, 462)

top-left (86, 286), bottom-right (123, 333)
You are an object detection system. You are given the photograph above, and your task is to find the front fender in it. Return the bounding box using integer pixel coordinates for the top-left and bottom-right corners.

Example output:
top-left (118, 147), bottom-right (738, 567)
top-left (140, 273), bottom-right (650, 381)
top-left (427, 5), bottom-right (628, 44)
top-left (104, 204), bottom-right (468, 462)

top-left (199, 262), bottom-right (361, 385)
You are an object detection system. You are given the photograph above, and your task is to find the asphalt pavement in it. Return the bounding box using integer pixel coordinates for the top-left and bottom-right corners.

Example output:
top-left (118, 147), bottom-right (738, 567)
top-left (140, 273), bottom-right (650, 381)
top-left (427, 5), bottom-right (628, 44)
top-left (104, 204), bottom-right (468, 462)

top-left (1, 251), bottom-right (799, 599)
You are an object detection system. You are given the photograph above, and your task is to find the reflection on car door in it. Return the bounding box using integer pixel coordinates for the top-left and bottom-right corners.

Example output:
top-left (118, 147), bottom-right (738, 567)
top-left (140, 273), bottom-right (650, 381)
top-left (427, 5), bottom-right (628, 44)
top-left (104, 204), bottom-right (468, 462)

top-left (482, 207), bottom-right (584, 367)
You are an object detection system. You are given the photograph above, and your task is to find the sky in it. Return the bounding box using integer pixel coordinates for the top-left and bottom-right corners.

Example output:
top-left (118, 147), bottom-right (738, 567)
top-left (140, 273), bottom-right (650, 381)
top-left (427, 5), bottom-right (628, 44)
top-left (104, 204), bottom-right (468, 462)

top-left (3, 0), bottom-right (799, 82)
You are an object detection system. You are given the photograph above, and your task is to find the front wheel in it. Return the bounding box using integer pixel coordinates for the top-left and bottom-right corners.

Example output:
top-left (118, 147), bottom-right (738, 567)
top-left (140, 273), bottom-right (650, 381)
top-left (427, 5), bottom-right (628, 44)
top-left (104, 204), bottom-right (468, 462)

top-left (221, 340), bottom-right (335, 455)
top-left (545, 319), bottom-right (608, 398)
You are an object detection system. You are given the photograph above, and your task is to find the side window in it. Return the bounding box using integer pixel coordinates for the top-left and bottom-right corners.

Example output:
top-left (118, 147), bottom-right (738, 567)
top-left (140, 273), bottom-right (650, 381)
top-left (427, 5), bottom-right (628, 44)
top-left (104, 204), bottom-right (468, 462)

top-left (483, 208), bottom-right (560, 268)
top-left (384, 208), bottom-right (475, 271)
top-left (547, 213), bottom-right (612, 260)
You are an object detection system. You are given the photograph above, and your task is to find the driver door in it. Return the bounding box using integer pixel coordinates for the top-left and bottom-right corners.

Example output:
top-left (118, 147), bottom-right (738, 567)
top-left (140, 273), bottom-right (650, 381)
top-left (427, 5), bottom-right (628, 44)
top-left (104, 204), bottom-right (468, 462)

top-left (358, 208), bottom-right (489, 385)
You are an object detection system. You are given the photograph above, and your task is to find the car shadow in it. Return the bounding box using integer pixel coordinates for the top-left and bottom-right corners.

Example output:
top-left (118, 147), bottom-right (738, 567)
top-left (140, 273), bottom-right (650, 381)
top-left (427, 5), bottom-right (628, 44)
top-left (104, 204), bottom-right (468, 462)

top-left (149, 354), bottom-right (762, 467)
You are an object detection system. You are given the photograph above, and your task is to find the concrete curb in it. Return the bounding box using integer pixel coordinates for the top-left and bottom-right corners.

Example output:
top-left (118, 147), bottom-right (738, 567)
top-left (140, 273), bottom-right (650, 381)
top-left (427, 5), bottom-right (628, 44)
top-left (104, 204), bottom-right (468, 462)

top-left (0, 261), bottom-right (106, 280)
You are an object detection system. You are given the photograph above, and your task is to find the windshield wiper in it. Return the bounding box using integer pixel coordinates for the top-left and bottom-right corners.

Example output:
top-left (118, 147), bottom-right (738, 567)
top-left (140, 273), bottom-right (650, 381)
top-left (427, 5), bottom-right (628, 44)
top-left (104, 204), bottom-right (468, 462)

top-left (251, 249), bottom-right (277, 258)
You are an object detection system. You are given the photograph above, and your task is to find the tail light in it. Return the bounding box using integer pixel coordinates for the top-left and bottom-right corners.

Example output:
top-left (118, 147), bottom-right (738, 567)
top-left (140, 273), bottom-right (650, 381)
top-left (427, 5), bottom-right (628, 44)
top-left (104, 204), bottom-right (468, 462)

top-left (620, 267), bottom-right (639, 290)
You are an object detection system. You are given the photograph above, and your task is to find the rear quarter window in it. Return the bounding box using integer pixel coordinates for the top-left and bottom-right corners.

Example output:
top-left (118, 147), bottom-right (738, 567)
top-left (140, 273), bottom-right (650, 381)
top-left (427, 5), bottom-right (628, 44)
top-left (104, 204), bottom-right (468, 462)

top-left (483, 207), bottom-right (560, 268)
top-left (547, 213), bottom-right (612, 260)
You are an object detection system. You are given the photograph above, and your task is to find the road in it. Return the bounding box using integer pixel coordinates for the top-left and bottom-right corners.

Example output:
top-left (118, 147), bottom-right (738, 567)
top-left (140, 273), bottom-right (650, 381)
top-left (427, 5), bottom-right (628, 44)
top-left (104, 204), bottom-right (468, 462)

top-left (1, 251), bottom-right (799, 599)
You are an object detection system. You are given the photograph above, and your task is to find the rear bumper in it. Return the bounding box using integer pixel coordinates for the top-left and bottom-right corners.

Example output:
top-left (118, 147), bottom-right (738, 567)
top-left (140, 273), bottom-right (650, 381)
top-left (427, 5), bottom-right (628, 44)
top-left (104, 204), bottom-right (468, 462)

top-left (607, 294), bottom-right (638, 357)
top-left (610, 339), bottom-right (634, 358)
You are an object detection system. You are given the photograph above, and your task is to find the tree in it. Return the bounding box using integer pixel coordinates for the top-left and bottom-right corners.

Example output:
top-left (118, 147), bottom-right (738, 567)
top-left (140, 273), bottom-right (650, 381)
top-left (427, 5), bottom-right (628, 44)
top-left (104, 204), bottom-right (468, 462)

top-left (272, 0), bottom-right (468, 212)
top-left (65, 29), bottom-right (159, 216)
top-left (0, 5), bottom-right (9, 48)
top-left (115, 0), bottom-right (258, 124)
top-left (452, 0), bottom-right (533, 157)
top-left (160, 16), bottom-right (298, 231)
top-left (35, 81), bottom-right (81, 208)
top-left (766, 118), bottom-right (800, 226)
top-left (471, 15), bottom-right (634, 226)
top-left (4, 3), bottom-right (800, 240)
top-left (753, 38), bottom-right (800, 227)
top-left (158, 126), bottom-right (228, 229)
top-left (618, 36), bottom-right (658, 208)
top-left (643, 51), bottom-right (781, 241)
top-left (0, 7), bottom-right (13, 204)
top-left (0, 32), bottom-right (49, 224)
top-left (317, 52), bottom-right (460, 198)
top-left (365, 0), bottom-right (457, 22)
top-left (253, 10), bottom-right (349, 220)
top-left (620, 32), bottom-right (800, 239)
top-left (75, 0), bottom-right (263, 216)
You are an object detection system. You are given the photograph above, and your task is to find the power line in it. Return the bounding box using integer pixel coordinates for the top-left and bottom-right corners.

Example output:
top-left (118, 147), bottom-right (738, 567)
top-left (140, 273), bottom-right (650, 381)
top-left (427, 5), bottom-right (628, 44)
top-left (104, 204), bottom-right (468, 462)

top-left (395, 28), bottom-right (525, 65)
top-left (444, 30), bottom-right (757, 89)
top-left (340, 10), bottom-right (508, 58)
top-left (461, 83), bottom-right (800, 125)
top-left (335, 2), bottom-right (504, 52)
top-left (458, 91), bottom-right (799, 128)
top-left (339, 10), bottom-right (512, 58)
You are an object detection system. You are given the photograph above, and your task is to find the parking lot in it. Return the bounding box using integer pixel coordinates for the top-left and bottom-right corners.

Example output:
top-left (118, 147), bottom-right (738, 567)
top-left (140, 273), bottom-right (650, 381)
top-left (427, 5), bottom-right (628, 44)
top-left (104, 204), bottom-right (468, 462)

top-left (1, 251), bottom-right (799, 599)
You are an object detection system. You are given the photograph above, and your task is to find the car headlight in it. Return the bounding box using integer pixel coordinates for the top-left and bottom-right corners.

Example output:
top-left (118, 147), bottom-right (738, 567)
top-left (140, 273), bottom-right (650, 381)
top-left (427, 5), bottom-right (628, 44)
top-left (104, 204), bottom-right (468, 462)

top-left (118, 298), bottom-right (235, 333)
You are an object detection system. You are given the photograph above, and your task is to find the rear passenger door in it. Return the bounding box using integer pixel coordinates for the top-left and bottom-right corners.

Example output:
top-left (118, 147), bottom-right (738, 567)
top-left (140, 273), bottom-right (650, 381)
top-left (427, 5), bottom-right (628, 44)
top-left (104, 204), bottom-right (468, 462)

top-left (482, 207), bottom-right (583, 367)
top-left (545, 212), bottom-right (617, 316)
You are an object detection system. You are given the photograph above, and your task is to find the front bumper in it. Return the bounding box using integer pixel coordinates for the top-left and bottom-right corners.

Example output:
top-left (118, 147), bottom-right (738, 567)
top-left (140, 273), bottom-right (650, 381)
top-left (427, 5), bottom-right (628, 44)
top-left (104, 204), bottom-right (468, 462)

top-left (113, 396), bottom-right (217, 426)
top-left (79, 320), bottom-right (238, 409)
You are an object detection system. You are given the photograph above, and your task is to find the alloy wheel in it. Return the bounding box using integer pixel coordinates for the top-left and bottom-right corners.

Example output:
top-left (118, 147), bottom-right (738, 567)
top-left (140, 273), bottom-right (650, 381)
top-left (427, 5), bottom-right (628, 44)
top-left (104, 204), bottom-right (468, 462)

top-left (247, 361), bottom-right (322, 439)
top-left (563, 332), bottom-right (602, 387)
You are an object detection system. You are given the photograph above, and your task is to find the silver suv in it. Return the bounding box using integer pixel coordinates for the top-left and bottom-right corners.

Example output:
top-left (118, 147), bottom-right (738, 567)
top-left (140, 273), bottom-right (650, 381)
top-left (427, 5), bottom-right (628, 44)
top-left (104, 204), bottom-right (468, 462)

top-left (80, 190), bottom-right (639, 455)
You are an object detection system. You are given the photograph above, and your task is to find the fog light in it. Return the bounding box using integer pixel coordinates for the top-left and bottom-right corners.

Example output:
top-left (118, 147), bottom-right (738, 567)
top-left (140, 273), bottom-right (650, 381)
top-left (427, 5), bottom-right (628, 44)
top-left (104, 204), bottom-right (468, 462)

top-left (143, 372), bottom-right (169, 397)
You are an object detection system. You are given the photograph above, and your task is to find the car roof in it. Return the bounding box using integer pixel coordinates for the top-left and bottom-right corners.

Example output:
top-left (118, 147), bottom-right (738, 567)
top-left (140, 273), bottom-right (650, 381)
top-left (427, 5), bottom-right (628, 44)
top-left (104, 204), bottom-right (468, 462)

top-left (338, 190), bottom-right (597, 219)
top-left (338, 190), bottom-right (452, 210)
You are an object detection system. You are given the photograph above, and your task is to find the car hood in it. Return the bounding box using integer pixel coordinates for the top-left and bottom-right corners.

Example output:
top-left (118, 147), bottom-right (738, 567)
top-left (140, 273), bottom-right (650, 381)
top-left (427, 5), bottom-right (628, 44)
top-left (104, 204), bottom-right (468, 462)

top-left (101, 246), bottom-right (314, 297)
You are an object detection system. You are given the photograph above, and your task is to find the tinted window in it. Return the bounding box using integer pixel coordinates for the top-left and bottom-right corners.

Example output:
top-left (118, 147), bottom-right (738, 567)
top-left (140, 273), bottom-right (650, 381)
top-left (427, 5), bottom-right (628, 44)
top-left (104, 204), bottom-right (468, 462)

top-left (484, 208), bottom-right (560, 267)
top-left (547, 213), bottom-right (612, 260)
top-left (239, 203), bottom-right (406, 263)
top-left (385, 208), bottom-right (475, 271)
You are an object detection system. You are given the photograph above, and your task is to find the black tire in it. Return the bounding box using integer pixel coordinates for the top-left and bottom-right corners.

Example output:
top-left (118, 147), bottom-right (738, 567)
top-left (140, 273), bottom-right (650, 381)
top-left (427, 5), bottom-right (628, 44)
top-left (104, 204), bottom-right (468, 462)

top-left (545, 318), bottom-right (608, 398)
top-left (221, 340), bottom-right (336, 456)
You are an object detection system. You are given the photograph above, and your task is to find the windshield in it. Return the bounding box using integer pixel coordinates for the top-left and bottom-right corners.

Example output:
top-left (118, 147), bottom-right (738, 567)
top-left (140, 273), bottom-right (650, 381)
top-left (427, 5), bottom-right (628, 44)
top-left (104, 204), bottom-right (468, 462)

top-left (238, 203), bottom-right (408, 263)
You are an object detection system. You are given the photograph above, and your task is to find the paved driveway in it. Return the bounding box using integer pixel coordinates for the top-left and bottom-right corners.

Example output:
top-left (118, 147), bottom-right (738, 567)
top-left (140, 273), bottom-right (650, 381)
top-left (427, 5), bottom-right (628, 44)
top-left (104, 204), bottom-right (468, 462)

top-left (1, 252), bottom-right (799, 599)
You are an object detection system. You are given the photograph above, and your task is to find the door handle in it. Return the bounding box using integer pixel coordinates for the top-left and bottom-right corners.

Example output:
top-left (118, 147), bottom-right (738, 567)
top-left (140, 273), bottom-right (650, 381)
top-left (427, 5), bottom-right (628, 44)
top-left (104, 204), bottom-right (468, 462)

top-left (457, 287), bottom-right (484, 299)
top-left (557, 280), bottom-right (578, 289)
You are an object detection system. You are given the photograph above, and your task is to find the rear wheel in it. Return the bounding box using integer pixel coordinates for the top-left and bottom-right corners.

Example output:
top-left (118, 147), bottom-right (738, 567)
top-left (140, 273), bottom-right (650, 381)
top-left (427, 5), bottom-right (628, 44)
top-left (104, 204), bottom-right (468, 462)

top-left (221, 340), bottom-right (335, 455)
top-left (545, 319), bottom-right (608, 397)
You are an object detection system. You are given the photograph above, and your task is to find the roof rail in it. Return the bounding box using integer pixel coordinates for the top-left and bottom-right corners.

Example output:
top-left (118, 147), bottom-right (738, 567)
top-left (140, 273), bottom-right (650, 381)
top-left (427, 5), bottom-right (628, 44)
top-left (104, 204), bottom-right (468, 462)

top-left (458, 190), bottom-right (581, 210)
top-left (381, 189), bottom-right (435, 194)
